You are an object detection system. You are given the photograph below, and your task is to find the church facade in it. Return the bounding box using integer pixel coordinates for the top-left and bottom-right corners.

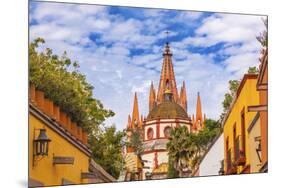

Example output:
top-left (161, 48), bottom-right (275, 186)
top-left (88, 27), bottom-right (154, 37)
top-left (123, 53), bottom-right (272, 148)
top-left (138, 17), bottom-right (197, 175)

top-left (125, 42), bottom-right (206, 180)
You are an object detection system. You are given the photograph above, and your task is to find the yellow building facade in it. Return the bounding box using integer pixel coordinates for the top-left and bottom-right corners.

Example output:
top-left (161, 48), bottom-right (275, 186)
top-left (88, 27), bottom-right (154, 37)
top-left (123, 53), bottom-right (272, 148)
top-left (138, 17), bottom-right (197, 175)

top-left (29, 113), bottom-right (91, 186)
top-left (223, 74), bottom-right (260, 174)
top-left (29, 85), bottom-right (92, 187)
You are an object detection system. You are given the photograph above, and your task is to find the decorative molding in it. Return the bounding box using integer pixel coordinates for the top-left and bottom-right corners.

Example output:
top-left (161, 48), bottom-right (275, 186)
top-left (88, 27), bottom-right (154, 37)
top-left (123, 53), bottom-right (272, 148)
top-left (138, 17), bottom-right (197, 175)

top-left (142, 138), bottom-right (169, 152)
top-left (144, 119), bottom-right (190, 126)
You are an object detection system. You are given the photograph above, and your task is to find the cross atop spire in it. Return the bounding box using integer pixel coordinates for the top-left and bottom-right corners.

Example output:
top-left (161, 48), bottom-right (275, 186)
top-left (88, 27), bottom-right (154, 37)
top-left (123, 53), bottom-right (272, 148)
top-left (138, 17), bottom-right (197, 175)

top-left (165, 31), bottom-right (170, 43)
top-left (163, 31), bottom-right (172, 56)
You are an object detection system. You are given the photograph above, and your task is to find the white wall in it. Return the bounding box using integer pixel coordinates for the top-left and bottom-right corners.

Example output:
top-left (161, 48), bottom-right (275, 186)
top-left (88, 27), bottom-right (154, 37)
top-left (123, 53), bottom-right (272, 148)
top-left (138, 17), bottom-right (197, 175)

top-left (199, 134), bottom-right (224, 176)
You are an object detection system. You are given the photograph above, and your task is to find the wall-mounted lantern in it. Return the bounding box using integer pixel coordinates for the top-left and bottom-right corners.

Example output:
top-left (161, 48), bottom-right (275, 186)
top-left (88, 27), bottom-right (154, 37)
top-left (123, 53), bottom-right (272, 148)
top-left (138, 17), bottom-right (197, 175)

top-left (34, 129), bottom-right (51, 156)
top-left (33, 128), bottom-right (51, 166)
top-left (255, 136), bottom-right (262, 163)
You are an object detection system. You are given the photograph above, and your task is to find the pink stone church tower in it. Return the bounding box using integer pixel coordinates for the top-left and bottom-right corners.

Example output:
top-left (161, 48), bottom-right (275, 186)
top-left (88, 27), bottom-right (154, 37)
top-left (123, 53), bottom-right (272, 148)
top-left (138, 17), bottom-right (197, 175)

top-left (126, 42), bottom-right (206, 180)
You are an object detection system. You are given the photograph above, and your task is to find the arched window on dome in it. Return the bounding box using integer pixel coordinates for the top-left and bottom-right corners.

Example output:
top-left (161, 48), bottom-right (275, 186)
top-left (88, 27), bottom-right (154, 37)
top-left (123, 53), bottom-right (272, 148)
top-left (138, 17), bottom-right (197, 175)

top-left (164, 126), bottom-right (172, 138)
top-left (147, 128), bottom-right (154, 140)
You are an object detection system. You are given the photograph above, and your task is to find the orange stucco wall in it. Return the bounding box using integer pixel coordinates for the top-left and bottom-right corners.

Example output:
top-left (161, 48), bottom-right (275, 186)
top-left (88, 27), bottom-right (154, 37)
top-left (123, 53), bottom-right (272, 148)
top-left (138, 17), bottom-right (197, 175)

top-left (260, 64), bottom-right (268, 165)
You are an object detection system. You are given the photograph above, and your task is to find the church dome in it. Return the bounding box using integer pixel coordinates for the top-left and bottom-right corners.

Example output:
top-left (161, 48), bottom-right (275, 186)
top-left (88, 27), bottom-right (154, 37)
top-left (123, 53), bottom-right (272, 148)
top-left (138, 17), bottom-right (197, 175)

top-left (147, 101), bottom-right (188, 120)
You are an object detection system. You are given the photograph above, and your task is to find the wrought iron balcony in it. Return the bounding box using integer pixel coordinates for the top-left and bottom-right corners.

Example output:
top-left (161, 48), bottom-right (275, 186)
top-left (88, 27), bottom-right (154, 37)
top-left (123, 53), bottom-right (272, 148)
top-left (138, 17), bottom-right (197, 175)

top-left (234, 135), bottom-right (246, 166)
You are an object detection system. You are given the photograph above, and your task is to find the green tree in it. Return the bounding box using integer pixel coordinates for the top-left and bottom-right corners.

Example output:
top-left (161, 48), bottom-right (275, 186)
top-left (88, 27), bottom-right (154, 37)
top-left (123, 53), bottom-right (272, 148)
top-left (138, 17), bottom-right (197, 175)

top-left (221, 65), bottom-right (261, 121)
top-left (222, 80), bottom-right (240, 114)
top-left (248, 66), bottom-right (259, 74)
top-left (29, 38), bottom-right (123, 177)
top-left (205, 119), bottom-right (221, 131)
top-left (222, 93), bottom-right (232, 114)
top-left (89, 125), bottom-right (125, 178)
top-left (197, 119), bottom-right (221, 147)
top-left (221, 64), bottom-right (262, 121)
top-left (167, 126), bottom-right (196, 177)
top-left (29, 38), bottom-right (114, 133)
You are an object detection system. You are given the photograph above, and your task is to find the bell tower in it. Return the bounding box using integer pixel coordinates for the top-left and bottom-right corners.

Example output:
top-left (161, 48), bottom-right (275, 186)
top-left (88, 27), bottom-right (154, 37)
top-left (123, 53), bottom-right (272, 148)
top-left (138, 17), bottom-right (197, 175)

top-left (156, 42), bottom-right (179, 104)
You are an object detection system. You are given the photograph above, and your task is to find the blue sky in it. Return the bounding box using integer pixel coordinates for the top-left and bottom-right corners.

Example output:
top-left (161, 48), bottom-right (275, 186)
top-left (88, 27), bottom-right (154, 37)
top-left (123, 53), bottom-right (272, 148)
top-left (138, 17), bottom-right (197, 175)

top-left (29, 1), bottom-right (266, 130)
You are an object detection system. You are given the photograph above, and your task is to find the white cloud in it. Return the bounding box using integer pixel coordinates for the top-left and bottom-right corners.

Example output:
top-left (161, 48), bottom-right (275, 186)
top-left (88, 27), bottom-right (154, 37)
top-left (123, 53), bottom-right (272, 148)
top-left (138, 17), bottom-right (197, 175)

top-left (219, 40), bottom-right (261, 56)
top-left (142, 9), bottom-right (167, 18)
top-left (29, 2), bottom-right (265, 130)
top-left (174, 11), bottom-right (204, 22)
top-left (131, 80), bottom-right (152, 94)
top-left (116, 70), bottom-right (122, 79)
top-left (196, 13), bottom-right (265, 43)
top-left (170, 51), bottom-right (231, 119)
top-left (132, 54), bottom-right (161, 66)
top-left (223, 52), bottom-right (260, 76)
top-left (173, 13), bottom-right (266, 77)
top-left (86, 18), bottom-right (111, 30)
top-left (174, 13), bottom-right (265, 49)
